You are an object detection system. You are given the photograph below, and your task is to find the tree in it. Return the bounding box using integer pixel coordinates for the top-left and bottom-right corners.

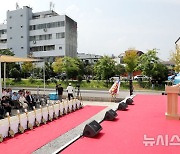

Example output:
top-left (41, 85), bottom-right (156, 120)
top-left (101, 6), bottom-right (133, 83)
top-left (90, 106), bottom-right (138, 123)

top-left (171, 46), bottom-right (180, 72)
top-left (94, 56), bottom-right (116, 80)
top-left (9, 68), bottom-right (21, 81)
top-left (0, 49), bottom-right (16, 78)
top-left (123, 50), bottom-right (138, 79)
top-left (52, 57), bottom-right (80, 80)
top-left (137, 49), bottom-right (159, 78)
top-left (21, 62), bottom-right (35, 78)
top-left (151, 63), bottom-right (168, 83)
top-left (33, 67), bottom-right (43, 78)
top-left (115, 64), bottom-right (125, 76)
top-left (137, 49), bottom-right (168, 81)
top-left (0, 49), bottom-right (14, 56)
top-left (52, 57), bottom-right (63, 74)
top-left (44, 62), bottom-right (55, 80)
top-left (62, 57), bottom-right (80, 79)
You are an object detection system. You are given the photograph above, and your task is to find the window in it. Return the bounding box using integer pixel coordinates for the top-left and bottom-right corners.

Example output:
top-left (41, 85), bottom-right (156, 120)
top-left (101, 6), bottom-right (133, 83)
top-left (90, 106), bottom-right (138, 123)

top-left (0, 29), bottom-right (7, 35)
top-left (29, 34), bottom-right (52, 41)
top-left (9, 16), bottom-right (12, 19)
top-left (56, 32), bottom-right (65, 39)
top-left (21, 47), bottom-right (24, 49)
top-left (29, 21), bottom-right (65, 31)
top-left (10, 27), bottom-right (12, 29)
top-left (21, 25), bottom-right (23, 28)
top-left (10, 37), bottom-right (12, 39)
top-left (0, 39), bottom-right (7, 43)
top-left (20, 14), bottom-right (23, 17)
top-left (59, 47), bottom-right (62, 50)
top-left (30, 45), bottom-right (55, 52)
top-left (21, 36), bottom-right (23, 38)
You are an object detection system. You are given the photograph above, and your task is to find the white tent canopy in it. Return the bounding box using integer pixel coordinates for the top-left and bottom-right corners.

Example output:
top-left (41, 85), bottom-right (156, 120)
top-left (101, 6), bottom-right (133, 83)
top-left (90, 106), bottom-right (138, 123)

top-left (0, 55), bottom-right (43, 98)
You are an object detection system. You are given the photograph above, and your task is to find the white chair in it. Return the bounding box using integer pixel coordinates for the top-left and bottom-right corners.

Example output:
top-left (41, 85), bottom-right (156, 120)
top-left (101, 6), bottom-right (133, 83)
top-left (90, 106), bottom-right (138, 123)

top-left (42, 106), bottom-right (48, 122)
top-left (18, 112), bottom-right (28, 131)
top-left (72, 99), bottom-right (77, 111)
top-left (9, 115), bottom-right (19, 134)
top-left (68, 100), bottom-right (73, 112)
top-left (0, 118), bottom-right (9, 138)
top-left (59, 102), bottom-right (64, 115)
top-left (62, 100), bottom-right (68, 114)
top-left (34, 108), bottom-right (42, 126)
top-left (47, 105), bottom-right (54, 121)
top-left (26, 110), bottom-right (35, 129)
top-left (53, 103), bottom-right (60, 118)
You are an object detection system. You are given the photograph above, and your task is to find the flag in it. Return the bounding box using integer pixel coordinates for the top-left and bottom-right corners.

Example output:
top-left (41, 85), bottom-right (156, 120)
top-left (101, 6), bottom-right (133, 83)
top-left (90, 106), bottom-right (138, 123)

top-left (109, 80), bottom-right (120, 97)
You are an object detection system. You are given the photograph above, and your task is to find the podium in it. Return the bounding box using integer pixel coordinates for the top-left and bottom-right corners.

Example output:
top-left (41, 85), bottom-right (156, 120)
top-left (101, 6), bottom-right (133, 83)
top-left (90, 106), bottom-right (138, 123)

top-left (165, 84), bottom-right (180, 120)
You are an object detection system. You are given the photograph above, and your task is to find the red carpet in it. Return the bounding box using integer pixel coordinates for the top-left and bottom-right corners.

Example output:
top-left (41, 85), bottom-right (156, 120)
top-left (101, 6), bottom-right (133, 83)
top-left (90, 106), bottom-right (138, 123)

top-left (0, 105), bottom-right (106, 154)
top-left (62, 95), bottom-right (180, 154)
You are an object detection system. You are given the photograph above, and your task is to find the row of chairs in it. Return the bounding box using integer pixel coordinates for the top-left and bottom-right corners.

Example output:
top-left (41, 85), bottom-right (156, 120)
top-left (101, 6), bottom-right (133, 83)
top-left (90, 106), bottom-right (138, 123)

top-left (0, 98), bottom-right (83, 142)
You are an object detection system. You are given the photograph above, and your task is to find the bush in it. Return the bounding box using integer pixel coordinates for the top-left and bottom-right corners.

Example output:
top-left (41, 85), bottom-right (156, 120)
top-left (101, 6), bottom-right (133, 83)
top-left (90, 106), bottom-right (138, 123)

top-left (77, 75), bottom-right (83, 82)
top-left (28, 77), bottom-right (35, 83)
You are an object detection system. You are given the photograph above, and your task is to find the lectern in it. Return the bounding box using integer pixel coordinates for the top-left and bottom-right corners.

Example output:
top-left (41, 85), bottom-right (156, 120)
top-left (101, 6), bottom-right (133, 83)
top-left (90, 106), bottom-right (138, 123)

top-left (165, 84), bottom-right (180, 120)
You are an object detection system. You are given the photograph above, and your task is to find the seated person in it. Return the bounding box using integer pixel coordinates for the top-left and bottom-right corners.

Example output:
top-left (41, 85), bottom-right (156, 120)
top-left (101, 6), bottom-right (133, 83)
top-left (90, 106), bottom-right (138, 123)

top-left (26, 91), bottom-right (35, 110)
top-left (11, 92), bottom-right (21, 109)
top-left (18, 93), bottom-right (28, 110)
top-left (1, 96), bottom-right (12, 115)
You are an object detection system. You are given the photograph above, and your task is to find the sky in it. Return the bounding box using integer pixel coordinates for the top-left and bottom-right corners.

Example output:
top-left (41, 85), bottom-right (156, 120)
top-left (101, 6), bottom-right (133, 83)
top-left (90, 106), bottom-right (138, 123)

top-left (0, 0), bottom-right (180, 61)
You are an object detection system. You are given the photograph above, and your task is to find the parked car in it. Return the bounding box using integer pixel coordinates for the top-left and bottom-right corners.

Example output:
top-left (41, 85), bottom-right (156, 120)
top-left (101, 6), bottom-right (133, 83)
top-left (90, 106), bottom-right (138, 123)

top-left (109, 76), bottom-right (120, 82)
top-left (134, 75), bottom-right (149, 81)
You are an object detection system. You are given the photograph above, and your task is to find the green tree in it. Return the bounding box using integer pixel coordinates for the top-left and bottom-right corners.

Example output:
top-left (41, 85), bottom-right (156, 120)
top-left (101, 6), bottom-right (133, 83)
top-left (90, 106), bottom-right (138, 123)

top-left (152, 63), bottom-right (168, 82)
top-left (44, 62), bottom-right (55, 80)
top-left (62, 57), bottom-right (80, 79)
top-left (123, 50), bottom-right (138, 79)
top-left (0, 49), bottom-right (16, 78)
top-left (33, 67), bottom-right (43, 78)
top-left (137, 49), bottom-right (168, 81)
top-left (94, 56), bottom-right (116, 80)
top-left (21, 62), bottom-right (35, 78)
top-left (115, 64), bottom-right (126, 76)
top-left (52, 57), bottom-right (80, 80)
top-left (137, 49), bottom-right (159, 78)
top-left (52, 58), bottom-right (63, 74)
top-left (9, 68), bottom-right (21, 81)
top-left (0, 49), bottom-right (14, 56)
top-left (171, 46), bottom-right (180, 72)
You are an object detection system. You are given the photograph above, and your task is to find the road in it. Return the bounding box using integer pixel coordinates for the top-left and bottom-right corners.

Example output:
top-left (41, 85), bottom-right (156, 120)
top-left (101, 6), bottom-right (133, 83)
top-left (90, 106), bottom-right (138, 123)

top-left (11, 87), bottom-right (163, 101)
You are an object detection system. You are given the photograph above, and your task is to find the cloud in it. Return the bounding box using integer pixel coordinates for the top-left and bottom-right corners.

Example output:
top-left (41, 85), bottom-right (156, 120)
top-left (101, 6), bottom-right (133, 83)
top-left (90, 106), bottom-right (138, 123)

top-left (65, 5), bottom-right (80, 16)
top-left (94, 8), bottom-right (103, 15)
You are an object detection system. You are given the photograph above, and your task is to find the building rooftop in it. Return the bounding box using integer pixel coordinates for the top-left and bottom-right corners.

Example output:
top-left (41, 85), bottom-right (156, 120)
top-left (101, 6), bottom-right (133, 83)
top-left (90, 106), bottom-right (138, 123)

top-left (32, 10), bottom-right (59, 19)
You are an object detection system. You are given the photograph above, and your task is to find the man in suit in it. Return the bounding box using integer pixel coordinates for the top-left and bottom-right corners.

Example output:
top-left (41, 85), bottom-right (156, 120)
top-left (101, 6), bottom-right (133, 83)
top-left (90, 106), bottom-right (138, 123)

top-left (26, 91), bottom-right (35, 110)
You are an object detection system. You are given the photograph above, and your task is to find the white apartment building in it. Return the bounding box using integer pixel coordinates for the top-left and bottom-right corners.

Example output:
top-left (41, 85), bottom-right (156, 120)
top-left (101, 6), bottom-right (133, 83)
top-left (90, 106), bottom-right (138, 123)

top-left (0, 6), bottom-right (77, 61)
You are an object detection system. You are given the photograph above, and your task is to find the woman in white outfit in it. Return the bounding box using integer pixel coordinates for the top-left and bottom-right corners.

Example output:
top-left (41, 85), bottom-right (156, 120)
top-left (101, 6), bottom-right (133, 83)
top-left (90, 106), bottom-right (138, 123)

top-left (18, 93), bottom-right (28, 109)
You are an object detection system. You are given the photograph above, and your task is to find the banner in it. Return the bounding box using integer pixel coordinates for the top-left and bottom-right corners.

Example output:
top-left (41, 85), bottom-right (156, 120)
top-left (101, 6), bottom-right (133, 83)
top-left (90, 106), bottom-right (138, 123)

top-left (109, 80), bottom-right (120, 97)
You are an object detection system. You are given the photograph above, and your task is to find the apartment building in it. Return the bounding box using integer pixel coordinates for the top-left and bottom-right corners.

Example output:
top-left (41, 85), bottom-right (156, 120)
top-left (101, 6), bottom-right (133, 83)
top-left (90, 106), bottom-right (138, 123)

top-left (0, 6), bottom-right (77, 61)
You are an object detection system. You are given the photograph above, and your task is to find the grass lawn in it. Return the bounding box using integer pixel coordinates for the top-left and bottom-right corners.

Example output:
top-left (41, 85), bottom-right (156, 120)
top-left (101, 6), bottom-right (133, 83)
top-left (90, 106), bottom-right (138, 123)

top-left (4, 78), bottom-right (165, 91)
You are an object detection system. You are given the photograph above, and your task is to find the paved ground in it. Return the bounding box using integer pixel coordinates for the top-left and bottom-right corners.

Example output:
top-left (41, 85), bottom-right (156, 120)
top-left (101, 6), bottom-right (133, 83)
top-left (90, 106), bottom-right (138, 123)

top-left (11, 87), bottom-right (163, 102)
top-left (33, 100), bottom-right (120, 154)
